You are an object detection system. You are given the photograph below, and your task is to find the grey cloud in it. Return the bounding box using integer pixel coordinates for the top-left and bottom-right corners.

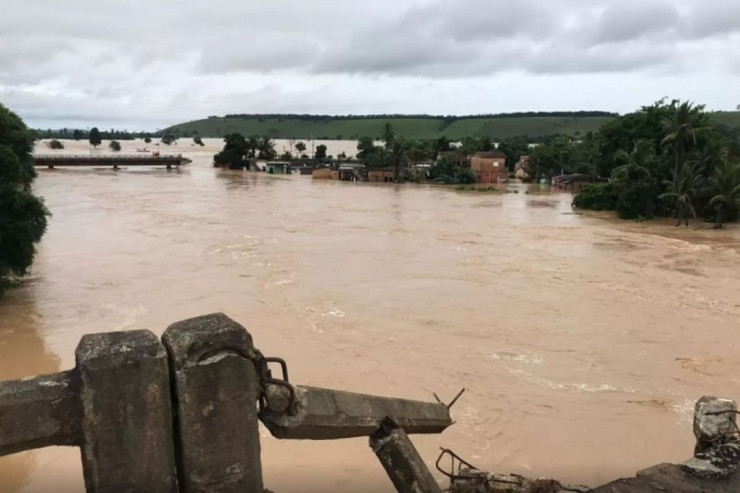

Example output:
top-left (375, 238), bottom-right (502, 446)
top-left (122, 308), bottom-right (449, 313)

top-left (592, 1), bottom-right (681, 45)
top-left (1, 0), bottom-right (739, 128)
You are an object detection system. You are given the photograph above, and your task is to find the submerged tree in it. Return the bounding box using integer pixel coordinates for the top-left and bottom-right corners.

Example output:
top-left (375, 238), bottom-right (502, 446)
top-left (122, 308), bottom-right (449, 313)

top-left (295, 141), bottom-right (306, 156)
top-left (0, 103), bottom-right (50, 298)
top-left (109, 140), bottom-right (121, 151)
top-left (213, 133), bottom-right (248, 169)
top-left (257, 137), bottom-right (276, 160)
top-left (89, 127), bottom-right (101, 148)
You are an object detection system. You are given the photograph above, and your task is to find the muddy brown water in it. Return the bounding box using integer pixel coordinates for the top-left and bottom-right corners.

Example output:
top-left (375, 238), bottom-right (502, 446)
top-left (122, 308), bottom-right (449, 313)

top-left (1, 140), bottom-right (740, 492)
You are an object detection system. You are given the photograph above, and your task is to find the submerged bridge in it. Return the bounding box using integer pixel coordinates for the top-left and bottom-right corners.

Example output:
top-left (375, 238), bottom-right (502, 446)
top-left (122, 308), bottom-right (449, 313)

top-left (33, 154), bottom-right (192, 170)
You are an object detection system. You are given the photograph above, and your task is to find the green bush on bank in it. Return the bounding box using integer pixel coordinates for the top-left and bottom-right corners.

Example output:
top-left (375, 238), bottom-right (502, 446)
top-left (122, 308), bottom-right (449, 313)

top-left (572, 183), bottom-right (617, 210)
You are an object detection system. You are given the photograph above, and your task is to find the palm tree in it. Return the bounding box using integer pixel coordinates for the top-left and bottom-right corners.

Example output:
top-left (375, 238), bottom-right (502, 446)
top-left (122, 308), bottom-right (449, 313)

top-left (661, 101), bottom-right (709, 183)
top-left (246, 135), bottom-right (260, 158)
top-left (708, 160), bottom-right (740, 228)
top-left (257, 137), bottom-right (276, 160)
top-left (382, 122), bottom-right (395, 151)
top-left (659, 162), bottom-right (703, 226)
top-left (688, 132), bottom-right (727, 179)
top-left (612, 139), bottom-right (654, 183)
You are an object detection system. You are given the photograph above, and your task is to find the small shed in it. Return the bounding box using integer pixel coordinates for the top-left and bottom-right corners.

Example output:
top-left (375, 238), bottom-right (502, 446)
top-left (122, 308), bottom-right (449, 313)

top-left (266, 162), bottom-right (291, 174)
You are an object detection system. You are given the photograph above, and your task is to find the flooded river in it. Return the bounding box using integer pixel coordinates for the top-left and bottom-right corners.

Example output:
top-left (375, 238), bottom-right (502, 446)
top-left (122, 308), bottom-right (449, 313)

top-left (1, 139), bottom-right (740, 492)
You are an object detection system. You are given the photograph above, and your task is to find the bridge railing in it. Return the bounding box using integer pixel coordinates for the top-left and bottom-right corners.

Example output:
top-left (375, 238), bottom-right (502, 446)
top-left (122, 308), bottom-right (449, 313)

top-left (0, 313), bottom-right (452, 493)
top-left (33, 154), bottom-right (185, 160)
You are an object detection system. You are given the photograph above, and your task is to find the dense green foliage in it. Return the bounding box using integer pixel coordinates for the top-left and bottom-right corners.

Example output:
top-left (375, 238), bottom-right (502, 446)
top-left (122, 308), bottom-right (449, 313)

top-left (213, 133), bottom-right (277, 169)
top-left (572, 183), bottom-right (617, 210)
top-left (109, 140), bottom-right (121, 151)
top-left (565, 99), bottom-right (740, 226)
top-left (89, 127), bottom-right (101, 148)
top-left (429, 159), bottom-right (477, 184)
top-left (193, 136), bottom-right (204, 146)
top-left (48, 139), bottom-right (64, 149)
top-left (0, 103), bottom-right (49, 298)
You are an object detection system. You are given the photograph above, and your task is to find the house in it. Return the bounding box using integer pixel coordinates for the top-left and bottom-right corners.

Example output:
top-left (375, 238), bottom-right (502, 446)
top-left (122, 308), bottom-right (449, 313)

top-left (367, 169), bottom-right (395, 182)
top-left (514, 155), bottom-right (531, 180)
top-left (338, 163), bottom-right (366, 181)
top-left (554, 174), bottom-right (604, 193)
top-left (266, 162), bottom-right (291, 174)
top-left (470, 152), bottom-right (507, 183)
top-left (437, 151), bottom-right (468, 167)
top-left (312, 168), bottom-right (339, 180)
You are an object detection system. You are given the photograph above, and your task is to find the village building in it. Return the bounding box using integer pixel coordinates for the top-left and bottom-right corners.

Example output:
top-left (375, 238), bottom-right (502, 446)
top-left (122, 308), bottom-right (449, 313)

top-left (265, 162), bottom-right (291, 174)
top-left (367, 169), bottom-right (395, 182)
top-left (470, 152), bottom-right (507, 183)
top-left (312, 168), bottom-right (339, 180)
top-left (514, 155), bottom-right (531, 180)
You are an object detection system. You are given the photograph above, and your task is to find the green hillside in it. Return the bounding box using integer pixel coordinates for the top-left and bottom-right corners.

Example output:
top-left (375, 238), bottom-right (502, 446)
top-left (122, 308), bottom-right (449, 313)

top-left (164, 112), bottom-right (740, 141)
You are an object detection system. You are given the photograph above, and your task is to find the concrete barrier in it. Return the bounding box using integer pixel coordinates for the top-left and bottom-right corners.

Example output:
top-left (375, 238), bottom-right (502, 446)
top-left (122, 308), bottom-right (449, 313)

top-left (0, 313), bottom-right (450, 493)
top-left (163, 313), bottom-right (264, 493)
top-left (1, 330), bottom-right (179, 493)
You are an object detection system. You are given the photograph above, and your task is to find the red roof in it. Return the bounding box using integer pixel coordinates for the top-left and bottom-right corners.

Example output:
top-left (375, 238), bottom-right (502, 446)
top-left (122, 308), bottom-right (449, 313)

top-left (473, 152), bottom-right (506, 159)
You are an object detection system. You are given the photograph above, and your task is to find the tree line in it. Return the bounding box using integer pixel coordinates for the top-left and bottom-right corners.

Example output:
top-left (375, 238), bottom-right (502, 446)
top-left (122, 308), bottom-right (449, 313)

top-left (218, 111), bottom-right (618, 123)
top-left (526, 99), bottom-right (740, 226)
top-left (35, 128), bottom-right (155, 141)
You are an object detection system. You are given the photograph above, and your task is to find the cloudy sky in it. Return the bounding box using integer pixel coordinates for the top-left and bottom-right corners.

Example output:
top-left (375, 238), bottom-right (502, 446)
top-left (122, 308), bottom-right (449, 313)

top-left (2, 0), bottom-right (739, 130)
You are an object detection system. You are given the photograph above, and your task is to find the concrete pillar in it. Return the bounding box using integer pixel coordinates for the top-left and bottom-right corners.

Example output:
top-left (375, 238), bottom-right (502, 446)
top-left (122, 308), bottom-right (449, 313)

top-left (162, 313), bottom-right (264, 493)
top-left (370, 417), bottom-right (443, 493)
top-left (76, 330), bottom-right (178, 493)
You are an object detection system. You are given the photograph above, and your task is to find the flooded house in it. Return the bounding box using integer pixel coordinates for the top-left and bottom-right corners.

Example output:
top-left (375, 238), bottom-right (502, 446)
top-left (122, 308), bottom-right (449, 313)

top-left (338, 163), bottom-right (366, 181)
top-left (514, 155), bottom-right (531, 180)
top-left (470, 152), bottom-right (507, 183)
top-left (266, 162), bottom-right (291, 174)
top-left (312, 167), bottom-right (339, 180)
top-left (367, 169), bottom-right (395, 182)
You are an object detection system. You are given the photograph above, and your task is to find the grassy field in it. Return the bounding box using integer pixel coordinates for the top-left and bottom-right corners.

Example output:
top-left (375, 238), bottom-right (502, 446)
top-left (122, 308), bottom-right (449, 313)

top-left (164, 112), bottom-right (740, 140)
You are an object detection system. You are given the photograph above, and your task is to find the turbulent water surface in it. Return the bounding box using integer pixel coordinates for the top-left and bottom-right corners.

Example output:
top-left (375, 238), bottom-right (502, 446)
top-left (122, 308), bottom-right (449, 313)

top-left (1, 139), bottom-right (739, 492)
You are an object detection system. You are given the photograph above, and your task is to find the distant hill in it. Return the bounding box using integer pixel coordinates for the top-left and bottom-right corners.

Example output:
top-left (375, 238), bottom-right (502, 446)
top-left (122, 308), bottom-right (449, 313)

top-left (162, 111), bottom-right (740, 141)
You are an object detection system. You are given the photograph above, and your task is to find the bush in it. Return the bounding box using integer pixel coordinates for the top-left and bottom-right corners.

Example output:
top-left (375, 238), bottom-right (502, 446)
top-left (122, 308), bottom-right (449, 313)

top-left (616, 181), bottom-right (657, 219)
top-left (458, 169), bottom-right (477, 184)
top-left (48, 139), bottom-right (64, 149)
top-left (109, 141), bottom-right (121, 152)
top-left (572, 183), bottom-right (618, 210)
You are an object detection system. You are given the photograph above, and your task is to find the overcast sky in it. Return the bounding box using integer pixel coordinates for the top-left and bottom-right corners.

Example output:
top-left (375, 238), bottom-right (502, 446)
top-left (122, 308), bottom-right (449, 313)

top-left (2, 0), bottom-right (739, 130)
